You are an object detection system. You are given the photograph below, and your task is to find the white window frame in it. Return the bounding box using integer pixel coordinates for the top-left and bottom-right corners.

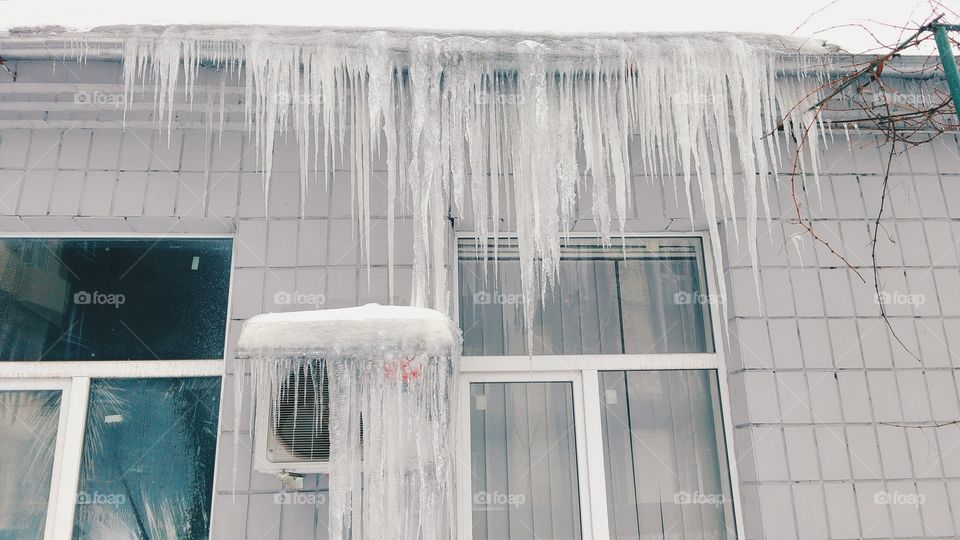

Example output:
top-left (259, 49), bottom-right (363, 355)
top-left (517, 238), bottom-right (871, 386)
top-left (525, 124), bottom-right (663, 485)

top-left (454, 231), bottom-right (745, 540)
top-left (458, 370), bottom-right (595, 539)
top-left (0, 232), bottom-right (234, 540)
top-left (0, 378), bottom-right (79, 539)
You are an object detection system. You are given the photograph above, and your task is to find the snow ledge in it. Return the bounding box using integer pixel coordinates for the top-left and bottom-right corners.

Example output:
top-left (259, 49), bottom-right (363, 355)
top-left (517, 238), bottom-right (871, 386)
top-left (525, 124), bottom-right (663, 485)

top-left (236, 304), bottom-right (460, 358)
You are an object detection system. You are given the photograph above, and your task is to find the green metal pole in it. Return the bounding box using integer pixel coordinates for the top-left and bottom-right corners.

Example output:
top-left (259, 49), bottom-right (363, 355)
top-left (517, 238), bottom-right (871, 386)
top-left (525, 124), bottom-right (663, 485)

top-left (934, 24), bottom-right (960, 125)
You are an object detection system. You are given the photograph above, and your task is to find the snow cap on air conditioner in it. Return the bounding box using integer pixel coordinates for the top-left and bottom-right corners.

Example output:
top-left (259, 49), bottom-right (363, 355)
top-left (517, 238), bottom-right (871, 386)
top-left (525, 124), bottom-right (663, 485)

top-left (236, 303), bottom-right (460, 359)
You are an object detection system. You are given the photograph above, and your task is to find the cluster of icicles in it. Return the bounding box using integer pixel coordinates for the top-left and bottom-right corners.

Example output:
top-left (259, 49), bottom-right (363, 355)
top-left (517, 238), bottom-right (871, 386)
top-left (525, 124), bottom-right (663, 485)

top-left (235, 305), bottom-right (460, 539)
top-left (71, 25), bottom-right (837, 540)
top-left (247, 353), bottom-right (457, 539)
top-left (105, 27), bottom-right (834, 336)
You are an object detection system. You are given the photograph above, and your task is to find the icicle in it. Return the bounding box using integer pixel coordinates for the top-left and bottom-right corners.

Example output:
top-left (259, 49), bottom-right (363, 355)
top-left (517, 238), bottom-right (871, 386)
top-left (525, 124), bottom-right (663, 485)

top-left (111, 26), bottom-right (835, 358)
top-left (789, 232), bottom-right (807, 268)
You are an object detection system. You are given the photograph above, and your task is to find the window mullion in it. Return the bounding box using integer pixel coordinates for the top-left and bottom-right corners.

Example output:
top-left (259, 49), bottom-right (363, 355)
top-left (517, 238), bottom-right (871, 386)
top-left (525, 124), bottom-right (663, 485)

top-left (457, 376), bottom-right (473, 540)
top-left (50, 376), bottom-right (90, 540)
top-left (580, 369), bottom-right (610, 540)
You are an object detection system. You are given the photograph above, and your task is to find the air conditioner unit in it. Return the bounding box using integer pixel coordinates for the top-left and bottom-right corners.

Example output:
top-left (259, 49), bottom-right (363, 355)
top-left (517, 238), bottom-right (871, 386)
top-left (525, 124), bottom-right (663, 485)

top-left (240, 304), bottom-right (456, 478)
top-left (254, 360), bottom-right (334, 474)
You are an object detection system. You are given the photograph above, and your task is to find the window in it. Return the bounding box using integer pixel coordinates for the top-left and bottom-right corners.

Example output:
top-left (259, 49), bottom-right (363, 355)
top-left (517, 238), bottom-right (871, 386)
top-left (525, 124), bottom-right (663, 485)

top-left (457, 235), bottom-right (741, 539)
top-left (459, 237), bottom-right (714, 355)
top-left (0, 382), bottom-right (67, 540)
top-left (469, 381), bottom-right (583, 539)
top-left (73, 377), bottom-right (221, 539)
top-left (0, 238), bottom-right (232, 361)
top-left (0, 236), bottom-right (232, 539)
top-left (600, 370), bottom-right (735, 538)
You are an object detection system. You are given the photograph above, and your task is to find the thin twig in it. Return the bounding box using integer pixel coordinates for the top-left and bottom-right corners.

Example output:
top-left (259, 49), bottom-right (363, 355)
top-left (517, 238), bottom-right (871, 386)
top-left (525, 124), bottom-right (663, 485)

top-left (785, 98), bottom-right (868, 283)
top-left (879, 420), bottom-right (960, 428)
top-left (870, 139), bottom-right (921, 361)
top-left (0, 55), bottom-right (15, 82)
top-left (784, 17), bottom-right (948, 360)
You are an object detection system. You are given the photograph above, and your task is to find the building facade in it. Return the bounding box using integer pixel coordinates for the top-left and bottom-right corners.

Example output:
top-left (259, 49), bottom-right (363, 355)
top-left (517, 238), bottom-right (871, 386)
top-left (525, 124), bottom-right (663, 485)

top-left (0, 39), bottom-right (959, 540)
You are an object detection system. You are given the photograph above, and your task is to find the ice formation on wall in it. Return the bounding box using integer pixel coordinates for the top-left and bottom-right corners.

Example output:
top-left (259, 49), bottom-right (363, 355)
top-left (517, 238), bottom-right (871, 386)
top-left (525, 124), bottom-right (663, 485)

top-left (108, 26), bottom-right (833, 335)
top-left (41, 25), bottom-right (838, 540)
top-left (236, 304), bottom-right (460, 539)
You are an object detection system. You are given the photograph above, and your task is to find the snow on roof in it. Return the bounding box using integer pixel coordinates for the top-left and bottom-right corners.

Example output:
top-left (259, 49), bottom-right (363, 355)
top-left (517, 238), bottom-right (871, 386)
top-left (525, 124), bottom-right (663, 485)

top-left (0, 24), bottom-right (843, 60)
top-left (236, 304), bottom-right (459, 358)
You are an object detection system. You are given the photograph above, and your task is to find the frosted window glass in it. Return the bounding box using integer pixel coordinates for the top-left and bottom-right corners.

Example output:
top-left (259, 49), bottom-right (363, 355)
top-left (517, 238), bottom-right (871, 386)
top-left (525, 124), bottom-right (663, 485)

top-left (72, 377), bottom-right (220, 539)
top-left (470, 382), bottom-right (582, 540)
top-left (600, 370), bottom-right (735, 539)
top-left (0, 390), bottom-right (62, 539)
top-left (459, 238), bottom-right (713, 356)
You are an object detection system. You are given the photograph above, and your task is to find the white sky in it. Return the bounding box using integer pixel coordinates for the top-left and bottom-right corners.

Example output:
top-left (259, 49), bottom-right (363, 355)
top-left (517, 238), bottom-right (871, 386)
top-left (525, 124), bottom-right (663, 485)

top-left (1, 0), bottom-right (957, 54)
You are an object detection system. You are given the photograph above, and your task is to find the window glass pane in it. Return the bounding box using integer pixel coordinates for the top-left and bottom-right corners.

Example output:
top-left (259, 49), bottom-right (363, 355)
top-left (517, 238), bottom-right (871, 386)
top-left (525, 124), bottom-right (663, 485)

top-left (458, 238), bottom-right (714, 356)
top-left (0, 389), bottom-right (61, 539)
top-left (470, 381), bottom-right (582, 540)
top-left (0, 238), bottom-right (232, 361)
top-left (73, 377), bottom-right (221, 539)
top-left (600, 370), bottom-right (735, 539)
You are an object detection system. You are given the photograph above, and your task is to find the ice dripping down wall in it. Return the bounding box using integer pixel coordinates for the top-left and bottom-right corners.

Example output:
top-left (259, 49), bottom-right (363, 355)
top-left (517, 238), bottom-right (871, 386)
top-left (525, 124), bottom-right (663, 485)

top-left (36, 25), bottom-right (842, 540)
top-left (75, 26), bottom-right (834, 335)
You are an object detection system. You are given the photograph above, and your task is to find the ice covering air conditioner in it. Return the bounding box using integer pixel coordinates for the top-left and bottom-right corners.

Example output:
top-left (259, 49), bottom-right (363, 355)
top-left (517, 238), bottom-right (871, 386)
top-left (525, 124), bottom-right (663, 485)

top-left (235, 304), bottom-right (460, 483)
top-left (236, 304), bottom-right (461, 538)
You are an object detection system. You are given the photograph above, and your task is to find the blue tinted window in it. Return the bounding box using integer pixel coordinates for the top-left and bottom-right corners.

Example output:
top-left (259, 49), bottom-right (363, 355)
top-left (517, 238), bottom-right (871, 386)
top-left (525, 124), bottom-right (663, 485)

top-left (73, 377), bottom-right (221, 539)
top-left (0, 238), bottom-right (232, 360)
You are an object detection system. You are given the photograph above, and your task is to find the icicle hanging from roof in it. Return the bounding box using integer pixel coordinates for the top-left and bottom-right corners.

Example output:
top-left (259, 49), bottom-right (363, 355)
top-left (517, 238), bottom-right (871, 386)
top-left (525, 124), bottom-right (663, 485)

top-left (114, 26), bottom-right (829, 340)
